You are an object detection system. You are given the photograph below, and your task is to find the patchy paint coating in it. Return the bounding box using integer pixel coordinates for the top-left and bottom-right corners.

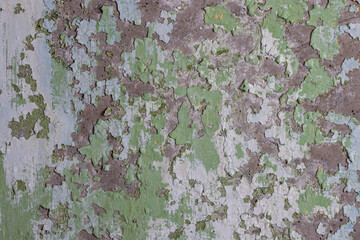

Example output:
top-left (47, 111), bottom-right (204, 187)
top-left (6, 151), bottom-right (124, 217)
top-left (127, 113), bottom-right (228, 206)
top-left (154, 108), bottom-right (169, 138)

top-left (1, 0), bottom-right (360, 239)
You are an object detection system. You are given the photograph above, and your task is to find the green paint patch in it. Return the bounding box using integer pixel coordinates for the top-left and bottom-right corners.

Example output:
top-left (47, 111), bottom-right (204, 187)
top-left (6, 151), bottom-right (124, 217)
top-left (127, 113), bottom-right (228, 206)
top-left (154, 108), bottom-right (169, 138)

top-left (51, 59), bottom-right (69, 109)
top-left (256, 173), bottom-right (274, 186)
top-left (64, 131), bottom-right (190, 239)
top-left (187, 86), bottom-right (222, 109)
top-left (299, 111), bottom-right (324, 146)
top-left (0, 152), bottom-right (52, 239)
top-left (71, 168), bottom-right (90, 185)
top-left (11, 93), bottom-right (26, 109)
top-left (274, 82), bottom-right (284, 93)
top-left (307, 0), bottom-right (347, 27)
top-left (261, 0), bottom-right (308, 23)
top-left (168, 227), bottom-right (184, 239)
top-left (215, 68), bottom-right (233, 86)
top-left (52, 202), bottom-right (70, 229)
top-left (129, 121), bottom-right (146, 149)
top-left (97, 6), bottom-right (121, 45)
top-left (16, 180), bottom-right (27, 191)
top-left (151, 114), bottom-right (165, 131)
top-left (124, 164), bottom-right (136, 184)
top-left (174, 86), bottom-right (187, 98)
top-left (297, 188), bottom-right (331, 215)
top-left (310, 26), bottom-right (339, 61)
top-left (202, 106), bottom-right (220, 136)
top-left (262, 155), bottom-right (277, 172)
top-left (185, 86), bottom-right (222, 171)
top-left (239, 80), bottom-right (250, 92)
top-left (204, 5), bottom-right (239, 34)
top-left (17, 64), bottom-right (37, 92)
top-left (215, 48), bottom-right (229, 56)
top-left (307, 0), bottom-right (346, 61)
top-left (122, 38), bottom-right (159, 83)
top-left (262, 11), bottom-right (298, 75)
top-left (78, 120), bottom-right (112, 166)
top-left (9, 94), bottom-right (50, 139)
top-left (235, 143), bottom-right (244, 159)
top-left (193, 135), bottom-right (220, 171)
top-left (316, 169), bottom-right (329, 189)
top-left (170, 103), bottom-right (192, 145)
top-left (14, 3), bottom-right (25, 14)
top-left (245, 0), bottom-right (258, 16)
top-left (299, 58), bottom-right (336, 101)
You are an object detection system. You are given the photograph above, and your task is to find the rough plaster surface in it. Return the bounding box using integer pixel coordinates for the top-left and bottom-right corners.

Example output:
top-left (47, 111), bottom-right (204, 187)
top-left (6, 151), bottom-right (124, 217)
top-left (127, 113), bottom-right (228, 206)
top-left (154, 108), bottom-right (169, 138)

top-left (1, 0), bottom-right (360, 239)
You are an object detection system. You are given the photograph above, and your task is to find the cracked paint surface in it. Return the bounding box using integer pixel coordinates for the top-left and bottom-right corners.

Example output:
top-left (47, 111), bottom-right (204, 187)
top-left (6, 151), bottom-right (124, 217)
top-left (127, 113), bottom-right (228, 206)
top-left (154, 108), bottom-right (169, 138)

top-left (1, 0), bottom-right (360, 239)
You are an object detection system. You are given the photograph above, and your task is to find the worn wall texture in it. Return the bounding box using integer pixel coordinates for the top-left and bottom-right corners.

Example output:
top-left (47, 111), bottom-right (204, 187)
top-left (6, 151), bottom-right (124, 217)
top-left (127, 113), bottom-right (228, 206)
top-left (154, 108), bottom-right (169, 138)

top-left (1, 0), bottom-right (360, 239)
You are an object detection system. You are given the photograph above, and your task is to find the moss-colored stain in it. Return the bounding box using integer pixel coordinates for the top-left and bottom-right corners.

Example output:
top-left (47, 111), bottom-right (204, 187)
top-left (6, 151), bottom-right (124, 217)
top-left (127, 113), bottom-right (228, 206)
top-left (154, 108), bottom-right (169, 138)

top-left (17, 64), bottom-right (37, 92)
top-left (310, 26), bottom-right (339, 61)
top-left (261, 0), bottom-right (308, 23)
top-left (297, 188), bottom-right (331, 215)
top-left (0, 152), bottom-right (52, 239)
top-left (204, 5), bottom-right (238, 34)
top-left (51, 59), bottom-right (69, 109)
top-left (316, 169), bottom-right (329, 189)
top-left (78, 120), bottom-right (112, 166)
top-left (14, 3), bottom-right (25, 14)
top-left (97, 6), bottom-right (121, 45)
top-left (235, 143), bottom-right (244, 159)
top-left (262, 11), bottom-right (298, 75)
top-left (192, 135), bottom-right (220, 171)
top-left (9, 94), bottom-right (50, 139)
top-left (299, 58), bottom-right (336, 102)
top-left (170, 103), bottom-right (192, 145)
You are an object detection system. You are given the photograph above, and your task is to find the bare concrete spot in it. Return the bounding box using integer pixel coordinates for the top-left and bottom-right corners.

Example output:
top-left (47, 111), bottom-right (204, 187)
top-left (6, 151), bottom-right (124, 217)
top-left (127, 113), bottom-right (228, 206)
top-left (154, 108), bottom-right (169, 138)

top-left (289, 143), bottom-right (347, 190)
top-left (115, 21), bottom-right (148, 53)
top-left (339, 5), bottom-right (360, 25)
top-left (261, 58), bottom-right (285, 77)
top-left (292, 209), bottom-right (348, 240)
top-left (92, 204), bottom-right (107, 216)
top-left (309, 143), bottom-right (348, 174)
top-left (226, 2), bottom-right (247, 16)
top-left (285, 24), bottom-right (318, 64)
top-left (73, 183), bottom-right (88, 198)
top-left (306, 0), bottom-right (329, 9)
top-left (39, 206), bottom-right (50, 219)
top-left (93, 32), bottom-right (122, 81)
top-left (77, 229), bottom-right (106, 240)
top-left (84, 216), bottom-right (90, 225)
top-left (283, 64), bottom-right (310, 92)
top-left (226, 32), bottom-right (254, 57)
top-left (237, 151), bottom-right (263, 181)
top-left (95, 160), bottom-right (137, 196)
top-left (137, 0), bottom-right (163, 23)
top-left (350, 218), bottom-right (360, 240)
top-left (230, 92), bottom-right (279, 156)
top-left (159, 0), bottom-right (220, 55)
top-left (316, 118), bottom-right (351, 137)
top-left (71, 96), bottom-right (113, 148)
top-left (327, 210), bottom-right (349, 238)
top-left (164, 144), bottom-right (182, 163)
top-left (123, 77), bottom-right (155, 98)
top-left (44, 168), bottom-right (65, 187)
top-left (301, 77), bottom-right (360, 122)
top-left (322, 33), bottom-right (360, 77)
top-left (337, 187), bottom-right (357, 205)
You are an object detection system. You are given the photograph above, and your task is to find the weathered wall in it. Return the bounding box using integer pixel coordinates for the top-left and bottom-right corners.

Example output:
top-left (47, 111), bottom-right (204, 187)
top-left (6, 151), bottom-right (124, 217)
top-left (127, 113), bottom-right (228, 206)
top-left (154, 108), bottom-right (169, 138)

top-left (0, 0), bottom-right (360, 239)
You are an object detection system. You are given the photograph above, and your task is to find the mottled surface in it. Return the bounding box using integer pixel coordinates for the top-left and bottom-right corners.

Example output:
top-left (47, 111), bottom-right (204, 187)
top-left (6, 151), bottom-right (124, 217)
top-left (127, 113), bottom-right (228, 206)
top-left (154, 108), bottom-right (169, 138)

top-left (1, 0), bottom-right (360, 239)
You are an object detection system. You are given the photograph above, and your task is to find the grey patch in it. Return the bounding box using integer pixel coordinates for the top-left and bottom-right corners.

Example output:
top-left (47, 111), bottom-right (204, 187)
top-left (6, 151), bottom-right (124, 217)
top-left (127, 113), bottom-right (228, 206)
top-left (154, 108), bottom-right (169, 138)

top-left (338, 58), bottom-right (360, 84)
top-left (340, 23), bottom-right (360, 40)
